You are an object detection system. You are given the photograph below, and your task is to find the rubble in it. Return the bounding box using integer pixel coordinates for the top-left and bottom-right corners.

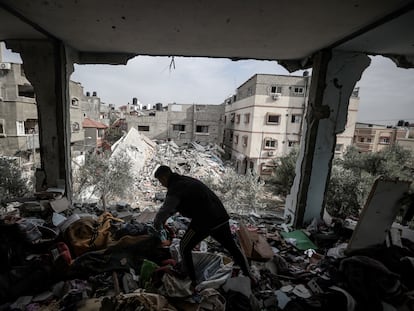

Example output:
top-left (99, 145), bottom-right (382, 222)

top-left (1, 132), bottom-right (414, 310)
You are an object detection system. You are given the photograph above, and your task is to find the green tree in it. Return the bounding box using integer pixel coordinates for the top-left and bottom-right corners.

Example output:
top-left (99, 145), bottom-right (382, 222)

top-left (73, 151), bottom-right (133, 210)
top-left (328, 145), bottom-right (414, 218)
top-left (270, 148), bottom-right (298, 196)
top-left (0, 157), bottom-right (31, 201)
top-left (201, 167), bottom-right (265, 214)
top-left (325, 167), bottom-right (375, 218)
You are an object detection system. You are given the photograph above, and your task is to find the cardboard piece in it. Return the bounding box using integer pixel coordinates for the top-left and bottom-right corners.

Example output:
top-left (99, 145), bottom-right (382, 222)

top-left (347, 178), bottom-right (411, 251)
top-left (237, 224), bottom-right (273, 261)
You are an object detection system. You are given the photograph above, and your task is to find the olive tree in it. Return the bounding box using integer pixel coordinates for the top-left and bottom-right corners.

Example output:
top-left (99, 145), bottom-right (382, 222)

top-left (0, 157), bottom-right (31, 202)
top-left (73, 151), bottom-right (133, 210)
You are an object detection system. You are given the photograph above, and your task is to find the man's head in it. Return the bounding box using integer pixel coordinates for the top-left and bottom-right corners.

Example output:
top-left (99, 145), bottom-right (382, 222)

top-left (154, 165), bottom-right (172, 187)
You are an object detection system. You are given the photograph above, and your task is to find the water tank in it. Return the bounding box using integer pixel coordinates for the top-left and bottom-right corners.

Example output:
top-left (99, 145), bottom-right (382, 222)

top-left (155, 103), bottom-right (163, 111)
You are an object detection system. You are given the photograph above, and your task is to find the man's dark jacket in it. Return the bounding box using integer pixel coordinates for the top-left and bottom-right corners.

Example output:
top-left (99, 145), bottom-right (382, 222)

top-left (154, 173), bottom-right (229, 230)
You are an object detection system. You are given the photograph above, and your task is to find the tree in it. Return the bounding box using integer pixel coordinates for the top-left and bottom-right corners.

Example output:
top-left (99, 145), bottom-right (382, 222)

top-left (201, 167), bottom-right (265, 214)
top-left (325, 167), bottom-right (374, 218)
top-left (269, 148), bottom-right (298, 196)
top-left (73, 151), bottom-right (133, 210)
top-left (0, 157), bottom-right (31, 201)
top-left (328, 145), bottom-right (414, 218)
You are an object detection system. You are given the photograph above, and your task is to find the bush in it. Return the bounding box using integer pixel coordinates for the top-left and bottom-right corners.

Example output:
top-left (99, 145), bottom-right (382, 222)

top-left (0, 157), bottom-right (31, 201)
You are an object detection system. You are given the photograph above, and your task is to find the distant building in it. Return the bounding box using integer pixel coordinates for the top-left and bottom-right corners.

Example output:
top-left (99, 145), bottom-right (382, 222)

top-left (82, 117), bottom-right (108, 150)
top-left (0, 62), bottom-right (38, 159)
top-left (0, 62), bottom-right (105, 158)
top-left (354, 122), bottom-right (409, 152)
top-left (126, 103), bottom-right (225, 146)
top-left (223, 73), bottom-right (359, 175)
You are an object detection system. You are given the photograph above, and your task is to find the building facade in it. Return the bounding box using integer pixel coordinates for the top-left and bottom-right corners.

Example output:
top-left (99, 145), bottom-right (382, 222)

top-left (0, 62), bottom-right (103, 159)
top-left (126, 103), bottom-right (225, 146)
top-left (223, 74), bottom-right (359, 175)
top-left (354, 122), bottom-right (409, 153)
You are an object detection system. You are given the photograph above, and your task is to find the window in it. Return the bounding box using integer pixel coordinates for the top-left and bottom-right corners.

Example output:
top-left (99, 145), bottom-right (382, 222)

top-left (173, 124), bottom-right (185, 131)
top-left (235, 114), bottom-right (240, 124)
top-left (380, 137), bottom-right (390, 144)
top-left (230, 113), bottom-right (235, 123)
top-left (24, 119), bottom-right (38, 134)
top-left (292, 86), bottom-right (304, 95)
top-left (367, 138), bottom-right (372, 143)
top-left (267, 114), bottom-right (280, 124)
top-left (0, 119), bottom-right (5, 136)
top-left (234, 134), bottom-right (239, 145)
top-left (242, 136), bottom-right (248, 147)
top-left (335, 144), bottom-right (343, 152)
top-left (224, 116), bottom-right (227, 124)
top-left (247, 87), bottom-right (253, 96)
top-left (288, 141), bottom-right (298, 147)
top-left (71, 97), bottom-right (79, 107)
top-left (264, 138), bottom-right (277, 149)
top-left (16, 121), bottom-right (25, 136)
top-left (138, 125), bottom-right (150, 131)
top-left (196, 125), bottom-right (209, 133)
top-left (71, 122), bottom-right (80, 132)
top-left (229, 132), bottom-right (233, 143)
top-left (271, 86), bottom-right (282, 94)
top-left (359, 137), bottom-right (365, 143)
top-left (244, 113), bottom-right (250, 124)
top-left (291, 115), bottom-right (302, 123)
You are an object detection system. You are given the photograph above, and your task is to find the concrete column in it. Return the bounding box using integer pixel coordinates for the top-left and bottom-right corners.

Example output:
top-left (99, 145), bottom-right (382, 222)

top-left (6, 39), bottom-right (73, 198)
top-left (285, 50), bottom-right (370, 227)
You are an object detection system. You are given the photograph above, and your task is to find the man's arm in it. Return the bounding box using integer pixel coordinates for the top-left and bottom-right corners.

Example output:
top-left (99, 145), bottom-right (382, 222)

top-left (154, 195), bottom-right (180, 230)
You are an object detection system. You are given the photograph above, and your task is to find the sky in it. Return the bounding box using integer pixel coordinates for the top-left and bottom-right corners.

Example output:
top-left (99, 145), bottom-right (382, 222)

top-left (2, 42), bottom-right (413, 126)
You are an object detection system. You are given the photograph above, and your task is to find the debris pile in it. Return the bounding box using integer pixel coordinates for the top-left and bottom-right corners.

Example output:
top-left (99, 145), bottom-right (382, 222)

top-left (1, 130), bottom-right (414, 310)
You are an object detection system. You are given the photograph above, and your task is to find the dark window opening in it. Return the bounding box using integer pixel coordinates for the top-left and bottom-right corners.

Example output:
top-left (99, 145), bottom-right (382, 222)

top-left (138, 125), bottom-right (150, 131)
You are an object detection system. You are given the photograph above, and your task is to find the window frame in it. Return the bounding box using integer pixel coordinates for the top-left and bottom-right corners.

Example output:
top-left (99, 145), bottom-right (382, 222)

top-left (270, 85), bottom-right (282, 94)
top-left (291, 114), bottom-right (302, 124)
top-left (235, 114), bottom-right (240, 124)
top-left (264, 138), bottom-right (277, 149)
top-left (242, 135), bottom-right (248, 147)
top-left (292, 86), bottom-right (304, 95)
top-left (266, 114), bottom-right (281, 125)
top-left (0, 119), bottom-right (5, 136)
top-left (196, 125), bottom-right (209, 133)
top-left (138, 125), bottom-right (150, 132)
top-left (244, 113), bottom-right (250, 124)
top-left (16, 121), bottom-right (25, 136)
top-left (172, 124), bottom-right (186, 132)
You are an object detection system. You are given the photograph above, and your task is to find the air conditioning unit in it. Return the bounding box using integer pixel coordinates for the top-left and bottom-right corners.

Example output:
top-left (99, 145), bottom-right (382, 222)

top-left (268, 151), bottom-right (274, 156)
top-left (272, 93), bottom-right (281, 100)
top-left (0, 63), bottom-right (11, 70)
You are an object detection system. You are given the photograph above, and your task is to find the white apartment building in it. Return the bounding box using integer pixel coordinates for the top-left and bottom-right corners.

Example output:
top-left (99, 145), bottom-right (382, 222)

top-left (223, 73), bottom-right (359, 176)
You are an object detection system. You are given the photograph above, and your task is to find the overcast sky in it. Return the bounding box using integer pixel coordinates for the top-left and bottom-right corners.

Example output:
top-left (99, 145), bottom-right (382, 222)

top-left (2, 43), bottom-right (413, 126)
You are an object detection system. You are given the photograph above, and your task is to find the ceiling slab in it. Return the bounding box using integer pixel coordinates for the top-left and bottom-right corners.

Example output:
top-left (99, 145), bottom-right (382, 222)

top-left (1, 0), bottom-right (414, 62)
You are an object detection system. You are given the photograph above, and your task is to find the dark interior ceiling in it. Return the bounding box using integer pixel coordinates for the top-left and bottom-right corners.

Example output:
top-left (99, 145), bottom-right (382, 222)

top-left (0, 0), bottom-right (414, 67)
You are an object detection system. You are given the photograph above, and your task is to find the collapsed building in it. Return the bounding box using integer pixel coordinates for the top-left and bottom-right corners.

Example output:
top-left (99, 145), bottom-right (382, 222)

top-left (1, 0), bottom-right (414, 310)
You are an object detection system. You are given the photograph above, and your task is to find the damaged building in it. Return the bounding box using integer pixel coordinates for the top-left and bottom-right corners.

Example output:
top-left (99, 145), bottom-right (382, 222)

top-left (222, 74), bottom-right (360, 175)
top-left (125, 103), bottom-right (225, 147)
top-left (1, 0), bottom-right (414, 310)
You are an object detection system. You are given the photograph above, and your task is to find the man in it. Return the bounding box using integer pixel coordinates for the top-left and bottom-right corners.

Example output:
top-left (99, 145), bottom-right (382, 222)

top-left (153, 165), bottom-right (251, 285)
